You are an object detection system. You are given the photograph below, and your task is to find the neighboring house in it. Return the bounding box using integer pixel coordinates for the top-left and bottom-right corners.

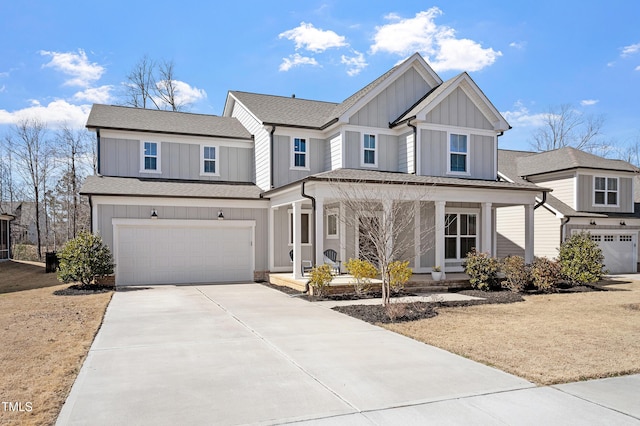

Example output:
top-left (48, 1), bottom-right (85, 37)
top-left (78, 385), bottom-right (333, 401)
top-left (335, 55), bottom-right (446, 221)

top-left (0, 211), bottom-right (13, 260)
top-left (497, 148), bottom-right (640, 273)
top-left (0, 201), bottom-right (39, 245)
top-left (81, 53), bottom-right (545, 286)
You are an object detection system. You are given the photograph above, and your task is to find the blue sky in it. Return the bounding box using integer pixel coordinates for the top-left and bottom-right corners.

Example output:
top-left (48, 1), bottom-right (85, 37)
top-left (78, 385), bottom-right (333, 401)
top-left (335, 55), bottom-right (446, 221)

top-left (1, 0), bottom-right (639, 152)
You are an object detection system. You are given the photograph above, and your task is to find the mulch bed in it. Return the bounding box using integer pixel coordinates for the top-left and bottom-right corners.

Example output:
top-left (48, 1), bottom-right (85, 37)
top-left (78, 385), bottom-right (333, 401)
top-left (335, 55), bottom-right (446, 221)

top-left (53, 284), bottom-right (114, 296)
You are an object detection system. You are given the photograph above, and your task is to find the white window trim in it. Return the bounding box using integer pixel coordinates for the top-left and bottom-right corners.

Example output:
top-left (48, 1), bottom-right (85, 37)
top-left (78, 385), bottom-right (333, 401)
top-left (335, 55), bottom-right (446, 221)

top-left (290, 137), bottom-right (310, 171)
top-left (361, 133), bottom-right (378, 168)
top-left (140, 141), bottom-right (162, 174)
top-left (326, 209), bottom-right (338, 239)
top-left (287, 209), bottom-right (312, 246)
top-left (200, 144), bottom-right (220, 176)
top-left (444, 210), bottom-right (478, 261)
top-left (592, 176), bottom-right (619, 207)
top-left (446, 132), bottom-right (470, 176)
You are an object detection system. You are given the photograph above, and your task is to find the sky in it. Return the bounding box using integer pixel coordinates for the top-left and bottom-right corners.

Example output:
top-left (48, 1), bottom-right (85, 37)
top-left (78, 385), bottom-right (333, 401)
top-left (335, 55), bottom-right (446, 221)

top-left (1, 0), bottom-right (639, 152)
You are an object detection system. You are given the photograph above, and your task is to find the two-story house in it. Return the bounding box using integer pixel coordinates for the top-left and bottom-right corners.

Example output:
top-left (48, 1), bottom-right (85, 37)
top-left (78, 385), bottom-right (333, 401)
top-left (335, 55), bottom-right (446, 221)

top-left (82, 53), bottom-right (545, 286)
top-left (497, 148), bottom-right (640, 273)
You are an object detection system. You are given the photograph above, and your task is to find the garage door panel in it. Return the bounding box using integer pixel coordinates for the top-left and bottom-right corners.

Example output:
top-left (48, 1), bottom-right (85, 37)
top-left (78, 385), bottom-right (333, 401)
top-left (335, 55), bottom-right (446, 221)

top-left (588, 233), bottom-right (636, 274)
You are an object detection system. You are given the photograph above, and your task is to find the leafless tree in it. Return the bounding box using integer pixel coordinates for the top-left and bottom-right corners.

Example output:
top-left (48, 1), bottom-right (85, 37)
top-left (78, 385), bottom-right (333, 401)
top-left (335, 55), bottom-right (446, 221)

top-left (531, 104), bottom-right (606, 153)
top-left (57, 125), bottom-right (89, 239)
top-left (155, 60), bottom-right (184, 111)
top-left (124, 55), bottom-right (159, 109)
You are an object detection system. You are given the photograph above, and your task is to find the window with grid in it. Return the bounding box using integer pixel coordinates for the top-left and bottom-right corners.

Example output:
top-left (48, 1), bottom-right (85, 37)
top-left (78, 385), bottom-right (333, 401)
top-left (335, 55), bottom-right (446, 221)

top-left (449, 134), bottom-right (468, 173)
top-left (445, 213), bottom-right (477, 259)
top-left (594, 177), bottom-right (618, 205)
top-left (203, 146), bottom-right (216, 174)
top-left (293, 138), bottom-right (307, 168)
top-left (363, 134), bottom-right (376, 165)
top-left (143, 142), bottom-right (158, 170)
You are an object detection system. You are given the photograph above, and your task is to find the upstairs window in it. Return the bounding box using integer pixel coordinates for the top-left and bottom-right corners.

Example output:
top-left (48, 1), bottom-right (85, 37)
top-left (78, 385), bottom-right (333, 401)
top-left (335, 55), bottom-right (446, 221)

top-left (448, 134), bottom-right (468, 174)
top-left (201, 145), bottom-right (218, 175)
top-left (141, 141), bottom-right (161, 173)
top-left (292, 138), bottom-right (308, 169)
top-left (594, 177), bottom-right (618, 206)
top-left (362, 134), bottom-right (377, 166)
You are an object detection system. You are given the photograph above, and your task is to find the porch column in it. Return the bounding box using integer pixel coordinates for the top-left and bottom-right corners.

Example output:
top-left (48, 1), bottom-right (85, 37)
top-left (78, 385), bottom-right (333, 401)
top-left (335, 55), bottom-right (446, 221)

top-left (382, 199), bottom-right (393, 260)
top-left (315, 196), bottom-right (324, 266)
top-left (268, 207), bottom-right (275, 271)
top-left (414, 201), bottom-right (421, 269)
top-left (435, 201), bottom-right (446, 273)
top-left (292, 200), bottom-right (303, 279)
top-left (524, 203), bottom-right (534, 264)
top-left (339, 201), bottom-right (346, 273)
top-left (481, 202), bottom-right (492, 255)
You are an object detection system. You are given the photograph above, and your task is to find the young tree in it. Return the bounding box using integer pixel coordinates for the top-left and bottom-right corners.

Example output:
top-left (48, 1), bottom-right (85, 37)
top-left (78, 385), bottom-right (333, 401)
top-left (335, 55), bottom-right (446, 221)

top-left (57, 232), bottom-right (114, 287)
top-left (531, 104), bottom-right (606, 153)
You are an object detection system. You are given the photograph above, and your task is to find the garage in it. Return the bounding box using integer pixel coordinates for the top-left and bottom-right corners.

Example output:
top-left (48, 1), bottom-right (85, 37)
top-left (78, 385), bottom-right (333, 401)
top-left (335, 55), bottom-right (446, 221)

top-left (113, 219), bottom-right (255, 285)
top-left (581, 231), bottom-right (637, 274)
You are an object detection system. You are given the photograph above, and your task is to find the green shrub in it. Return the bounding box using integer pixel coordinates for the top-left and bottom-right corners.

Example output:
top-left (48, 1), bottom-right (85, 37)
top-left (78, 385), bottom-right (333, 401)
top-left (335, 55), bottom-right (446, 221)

top-left (57, 232), bottom-right (114, 287)
top-left (308, 264), bottom-right (333, 297)
top-left (530, 257), bottom-right (560, 291)
top-left (558, 232), bottom-right (605, 285)
top-left (345, 258), bottom-right (378, 296)
top-left (501, 255), bottom-right (529, 292)
top-left (464, 249), bottom-right (500, 291)
top-left (388, 260), bottom-right (412, 294)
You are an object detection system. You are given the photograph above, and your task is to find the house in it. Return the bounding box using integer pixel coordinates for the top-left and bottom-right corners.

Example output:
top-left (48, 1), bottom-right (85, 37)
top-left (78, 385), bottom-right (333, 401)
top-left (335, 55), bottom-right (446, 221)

top-left (81, 53), bottom-right (546, 286)
top-left (497, 147), bottom-right (640, 273)
top-left (0, 212), bottom-right (13, 260)
top-left (0, 201), bottom-right (38, 245)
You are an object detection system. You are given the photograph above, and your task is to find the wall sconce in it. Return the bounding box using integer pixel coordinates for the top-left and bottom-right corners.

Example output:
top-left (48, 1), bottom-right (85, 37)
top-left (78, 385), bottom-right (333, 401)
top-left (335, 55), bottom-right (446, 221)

top-left (151, 209), bottom-right (158, 219)
top-left (620, 220), bottom-right (626, 226)
top-left (589, 220), bottom-right (596, 226)
top-left (218, 210), bottom-right (224, 220)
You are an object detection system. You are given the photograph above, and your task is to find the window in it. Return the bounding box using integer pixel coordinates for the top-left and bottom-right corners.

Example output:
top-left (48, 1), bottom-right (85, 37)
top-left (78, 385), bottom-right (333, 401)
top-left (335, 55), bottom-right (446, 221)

top-left (594, 177), bottom-right (618, 206)
top-left (444, 213), bottom-right (477, 260)
top-left (201, 145), bottom-right (218, 175)
top-left (0, 219), bottom-right (8, 260)
top-left (326, 210), bottom-right (338, 239)
top-left (448, 134), bottom-right (468, 174)
top-left (288, 211), bottom-right (311, 245)
top-left (362, 134), bottom-right (377, 166)
top-left (292, 138), bottom-right (307, 169)
top-left (141, 141), bottom-right (161, 173)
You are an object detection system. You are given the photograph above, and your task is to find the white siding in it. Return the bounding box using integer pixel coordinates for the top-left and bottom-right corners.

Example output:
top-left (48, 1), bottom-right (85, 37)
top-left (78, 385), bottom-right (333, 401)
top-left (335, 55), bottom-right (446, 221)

top-left (232, 102), bottom-right (270, 190)
top-left (330, 133), bottom-right (342, 170)
top-left (496, 205), bottom-right (525, 257)
top-left (529, 174), bottom-right (575, 209)
top-left (534, 207), bottom-right (561, 259)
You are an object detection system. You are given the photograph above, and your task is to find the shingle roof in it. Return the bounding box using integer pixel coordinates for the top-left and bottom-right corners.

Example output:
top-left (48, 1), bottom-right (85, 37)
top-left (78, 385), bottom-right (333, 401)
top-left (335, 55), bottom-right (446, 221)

top-left (516, 147), bottom-right (637, 176)
top-left (80, 176), bottom-right (263, 199)
top-left (86, 104), bottom-right (252, 139)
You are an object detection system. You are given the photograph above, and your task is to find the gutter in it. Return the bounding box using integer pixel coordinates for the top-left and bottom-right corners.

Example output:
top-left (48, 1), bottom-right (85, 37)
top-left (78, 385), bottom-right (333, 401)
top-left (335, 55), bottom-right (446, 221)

top-left (263, 118), bottom-right (339, 131)
top-left (534, 191), bottom-right (547, 210)
top-left (406, 117), bottom-right (417, 174)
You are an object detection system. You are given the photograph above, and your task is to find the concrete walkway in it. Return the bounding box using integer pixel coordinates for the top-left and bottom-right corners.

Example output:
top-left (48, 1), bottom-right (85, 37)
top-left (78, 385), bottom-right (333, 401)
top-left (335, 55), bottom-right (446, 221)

top-left (57, 284), bottom-right (640, 425)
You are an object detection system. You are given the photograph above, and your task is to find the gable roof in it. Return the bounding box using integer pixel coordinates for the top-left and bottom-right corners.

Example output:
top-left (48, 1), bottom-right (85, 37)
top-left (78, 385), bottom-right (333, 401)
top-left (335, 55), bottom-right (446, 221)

top-left (86, 104), bottom-right (252, 140)
top-left (516, 147), bottom-right (637, 177)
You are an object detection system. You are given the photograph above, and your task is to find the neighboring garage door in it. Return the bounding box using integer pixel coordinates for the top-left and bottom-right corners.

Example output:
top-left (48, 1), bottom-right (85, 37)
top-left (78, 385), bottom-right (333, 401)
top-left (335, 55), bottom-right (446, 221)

top-left (113, 219), bottom-right (254, 285)
top-left (586, 232), bottom-right (636, 274)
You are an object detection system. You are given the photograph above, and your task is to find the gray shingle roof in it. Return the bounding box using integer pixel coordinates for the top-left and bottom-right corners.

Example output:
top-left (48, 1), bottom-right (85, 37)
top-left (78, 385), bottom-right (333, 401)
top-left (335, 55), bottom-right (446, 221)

top-left (86, 104), bottom-right (252, 139)
top-left (516, 147), bottom-right (637, 176)
top-left (80, 176), bottom-right (263, 199)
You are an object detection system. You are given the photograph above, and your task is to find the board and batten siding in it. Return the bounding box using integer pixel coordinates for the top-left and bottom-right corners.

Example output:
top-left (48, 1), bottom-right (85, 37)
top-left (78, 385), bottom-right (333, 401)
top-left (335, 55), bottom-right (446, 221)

top-left (349, 67), bottom-right (432, 128)
top-left (272, 135), bottom-right (327, 188)
top-left (273, 205), bottom-right (313, 268)
top-left (425, 87), bottom-right (493, 130)
top-left (343, 131), bottom-right (399, 171)
top-left (97, 204), bottom-right (268, 271)
top-left (528, 172), bottom-right (575, 209)
top-left (231, 101), bottom-right (270, 190)
top-left (419, 130), bottom-right (495, 179)
top-left (100, 138), bottom-right (253, 182)
top-left (576, 174), bottom-right (633, 213)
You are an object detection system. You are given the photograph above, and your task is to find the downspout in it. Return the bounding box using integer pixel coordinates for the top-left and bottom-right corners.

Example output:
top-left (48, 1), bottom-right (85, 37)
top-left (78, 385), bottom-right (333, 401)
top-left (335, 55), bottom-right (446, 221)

top-left (96, 128), bottom-right (101, 175)
top-left (301, 181), bottom-right (316, 293)
top-left (407, 118), bottom-right (417, 174)
top-left (560, 216), bottom-right (571, 244)
top-left (269, 125), bottom-right (276, 189)
top-left (88, 196), bottom-right (93, 233)
top-left (534, 191), bottom-right (547, 210)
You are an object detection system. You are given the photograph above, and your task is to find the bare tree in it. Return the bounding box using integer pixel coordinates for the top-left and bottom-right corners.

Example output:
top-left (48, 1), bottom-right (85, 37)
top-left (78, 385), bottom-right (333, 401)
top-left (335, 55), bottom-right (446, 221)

top-left (155, 60), bottom-right (184, 111)
top-left (57, 125), bottom-right (89, 239)
top-left (531, 104), bottom-right (606, 153)
top-left (124, 55), bottom-right (159, 109)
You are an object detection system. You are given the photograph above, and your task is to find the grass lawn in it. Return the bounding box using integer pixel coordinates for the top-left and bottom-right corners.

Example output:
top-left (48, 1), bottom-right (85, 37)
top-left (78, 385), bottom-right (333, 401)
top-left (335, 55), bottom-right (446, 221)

top-left (0, 261), bottom-right (112, 426)
top-left (383, 279), bottom-right (640, 385)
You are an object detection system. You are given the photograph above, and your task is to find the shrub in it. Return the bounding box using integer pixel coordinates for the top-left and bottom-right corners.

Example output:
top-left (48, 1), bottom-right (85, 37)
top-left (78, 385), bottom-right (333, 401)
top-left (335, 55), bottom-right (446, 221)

top-left (308, 264), bottom-right (333, 297)
top-left (530, 257), bottom-right (560, 291)
top-left (501, 255), bottom-right (529, 292)
top-left (388, 260), bottom-right (412, 294)
top-left (345, 258), bottom-right (378, 296)
top-left (57, 232), bottom-right (114, 287)
top-left (558, 232), bottom-right (605, 285)
top-left (385, 302), bottom-right (407, 322)
top-left (464, 249), bottom-right (500, 291)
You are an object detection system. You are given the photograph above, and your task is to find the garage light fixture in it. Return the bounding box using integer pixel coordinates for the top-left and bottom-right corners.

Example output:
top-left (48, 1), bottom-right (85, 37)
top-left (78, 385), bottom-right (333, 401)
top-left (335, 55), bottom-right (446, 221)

top-left (218, 210), bottom-right (224, 220)
top-left (589, 220), bottom-right (596, 225)
top-left (151, 209), bottom-right (158, 219)
top-left (620, 220), bottom-right (626, 226)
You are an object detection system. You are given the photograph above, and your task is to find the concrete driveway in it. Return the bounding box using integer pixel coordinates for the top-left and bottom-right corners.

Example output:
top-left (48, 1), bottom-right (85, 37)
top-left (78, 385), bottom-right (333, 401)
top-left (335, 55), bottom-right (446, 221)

top-left (57, 284), bottom-right (639, 425)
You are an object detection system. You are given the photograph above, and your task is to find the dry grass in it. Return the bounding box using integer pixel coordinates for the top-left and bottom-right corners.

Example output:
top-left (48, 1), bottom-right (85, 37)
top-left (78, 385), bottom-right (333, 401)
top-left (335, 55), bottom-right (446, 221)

top-left (384, 280), bottom-right (640, 385)
top-left (0, 261), bottom-right (112, 426)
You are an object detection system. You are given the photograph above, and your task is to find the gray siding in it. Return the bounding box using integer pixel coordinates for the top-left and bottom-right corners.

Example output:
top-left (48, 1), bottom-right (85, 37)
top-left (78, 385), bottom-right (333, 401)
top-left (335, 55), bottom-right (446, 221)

top-left (100, 137), bottom-right (253, 182)
top-left (577, 174), bottom-right (633, 213)
top-left (272, 135), bottom-right (327, 188)
top-left (419, 202), bottom-right (436, 268)
top-left (342, 131), bottom-right (398, 171)
top-left (349, 67), bottom-right (432, 128)
top-left (469, 135), bottom-right (496, 180)
top-left (97, 203), bottom-right (268, 270)
top-left (344, 131), bottom-right (360, 169)
top-left (231, 101), bottom-right (269, 189)
top-left (419, 130), bottom-right (495, 179)
top-left (425, 87), bottom-right (493, 130)
top-left (273, 205), bottom-right (313, 268)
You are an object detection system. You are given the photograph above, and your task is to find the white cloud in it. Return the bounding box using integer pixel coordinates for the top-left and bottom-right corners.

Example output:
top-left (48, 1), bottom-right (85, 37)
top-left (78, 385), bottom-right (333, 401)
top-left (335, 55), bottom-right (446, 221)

top-left (370, 7), bottom-right (502, 72)
top-left (170, 80), bottom-right (207, 105)
top-left (0, 99), bottom-right (91, 129)
top-left (72, 85), bottom-right (114, 103)
top-left (40, 49), bottom-right (105, 87)
top-left (580, 99), bottom-right (599, 106)
top-left (279, 54), bottom-right (319, 72)
top-left (621, 42), bottom-right (640, 57)
top-left (0, 85), bottom-right (5, 93)
top-left (279, 22), bottom-right (347, 52)
top-left (501, 102), bottom-right (548, 128)
top-left (636, 65), bottom-right (640, 71)
top-left (509, 41), bottom-right (525, 49)
top-left (341, 51), bottom-right (367, 76)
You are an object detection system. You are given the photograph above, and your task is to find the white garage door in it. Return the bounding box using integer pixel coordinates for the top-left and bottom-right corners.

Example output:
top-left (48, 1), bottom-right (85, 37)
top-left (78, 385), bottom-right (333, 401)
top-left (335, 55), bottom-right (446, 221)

top-left (589, 233), bottom-right (636, 274)
top-left (114, 220), bottom-right (254, 285)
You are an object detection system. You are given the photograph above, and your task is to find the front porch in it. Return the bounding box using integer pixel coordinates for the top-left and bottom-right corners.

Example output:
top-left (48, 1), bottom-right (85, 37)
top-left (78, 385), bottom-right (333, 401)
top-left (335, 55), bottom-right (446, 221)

top-left (269, 272), bottom-right (472, 295)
